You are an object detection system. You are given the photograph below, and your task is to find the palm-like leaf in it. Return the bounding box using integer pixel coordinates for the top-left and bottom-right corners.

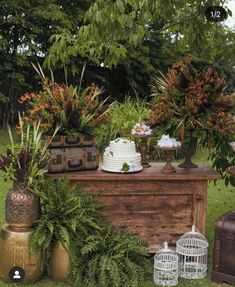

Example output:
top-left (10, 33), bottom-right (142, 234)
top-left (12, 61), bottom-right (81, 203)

top-left (0, 114), bottom-right (58, 186)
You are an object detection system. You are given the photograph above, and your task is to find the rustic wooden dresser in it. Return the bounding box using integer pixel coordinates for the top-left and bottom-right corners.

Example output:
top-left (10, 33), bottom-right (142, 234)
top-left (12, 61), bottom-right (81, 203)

top-left (50, 163), bottom-right (220, 252)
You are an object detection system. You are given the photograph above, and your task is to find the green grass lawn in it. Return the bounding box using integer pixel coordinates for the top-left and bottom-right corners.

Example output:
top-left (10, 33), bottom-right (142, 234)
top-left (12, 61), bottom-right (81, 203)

top-left (0, 129), bottom-right (234, 286)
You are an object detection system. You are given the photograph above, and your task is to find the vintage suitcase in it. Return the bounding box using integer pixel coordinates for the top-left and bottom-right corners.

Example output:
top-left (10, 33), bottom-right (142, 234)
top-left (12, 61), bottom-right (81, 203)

top-left (48, 134), bottom-right (96, 148)
top-left (47, 146), bottom-right (99, 173)
top-left (211, 210), bottom-right (235, 285)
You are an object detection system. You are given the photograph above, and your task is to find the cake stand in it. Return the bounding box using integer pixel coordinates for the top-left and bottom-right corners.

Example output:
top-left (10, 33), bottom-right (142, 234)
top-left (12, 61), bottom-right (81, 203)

top-left (131, 134), bottom-right (151, 168)
top-left (154, 145), bottom-right (180, 174)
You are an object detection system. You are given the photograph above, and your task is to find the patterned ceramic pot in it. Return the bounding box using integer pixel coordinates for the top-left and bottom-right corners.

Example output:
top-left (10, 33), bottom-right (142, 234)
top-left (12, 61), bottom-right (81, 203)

top-left (5, 183), bottom-right (40, 231)
top-left (0, 224), bottom-right (44, 284)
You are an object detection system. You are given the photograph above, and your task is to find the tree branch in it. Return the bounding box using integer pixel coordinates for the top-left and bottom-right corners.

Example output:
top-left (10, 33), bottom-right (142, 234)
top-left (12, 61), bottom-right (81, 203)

top-left (153, 12), bottom-right (200, 33)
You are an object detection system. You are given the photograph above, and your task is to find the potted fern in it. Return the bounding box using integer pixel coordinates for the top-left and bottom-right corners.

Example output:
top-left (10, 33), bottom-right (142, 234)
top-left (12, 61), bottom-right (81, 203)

top-left (19, 69), bottom-right (109, 173)
top-left (31, 178), bottom-right (101, 282)
top-left (68, 226), bottom-right (151, 287)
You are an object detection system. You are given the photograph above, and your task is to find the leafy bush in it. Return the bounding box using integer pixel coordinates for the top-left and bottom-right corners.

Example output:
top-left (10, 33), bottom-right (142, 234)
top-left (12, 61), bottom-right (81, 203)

top-left (31, 178), bottom-right (101, 269)
top-left (0, 115), bottom-right (58, 186)
top-left (95, 96), bottom-right (149, 151)
top-left (209, 136), bottom-right (235, 186)
top-left (68, 226), bottom-right (151, 287)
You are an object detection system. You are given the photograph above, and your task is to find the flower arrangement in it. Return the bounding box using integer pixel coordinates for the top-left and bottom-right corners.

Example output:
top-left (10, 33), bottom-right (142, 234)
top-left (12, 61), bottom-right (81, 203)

top-left (147, 56), bottom-right (235, 140)
top-left (131, 123), bottom-right (152, 136)
top-left (146, 56), bottom-right (235, 183)
top-left (19, 80), bottom-right (108, 137)
top-left (157, 135), bottom-right (181, 148)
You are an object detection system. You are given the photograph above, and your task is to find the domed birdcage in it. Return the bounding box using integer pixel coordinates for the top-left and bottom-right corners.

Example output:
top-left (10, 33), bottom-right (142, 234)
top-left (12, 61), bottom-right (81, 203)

top-left (176, 225), bottom-right (209, 279)
top-left (154, 242), bottom-right (178, 286)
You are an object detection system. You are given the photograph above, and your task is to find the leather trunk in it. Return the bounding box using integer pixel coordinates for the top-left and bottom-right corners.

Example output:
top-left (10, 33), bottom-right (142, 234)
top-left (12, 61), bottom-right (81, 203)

top-left (211, 210), bottom-right (235, 285)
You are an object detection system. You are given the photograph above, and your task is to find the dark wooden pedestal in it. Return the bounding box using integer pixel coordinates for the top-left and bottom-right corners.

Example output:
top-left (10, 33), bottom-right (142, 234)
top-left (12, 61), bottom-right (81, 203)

top-left (49, 163), bottom-right (220, 252)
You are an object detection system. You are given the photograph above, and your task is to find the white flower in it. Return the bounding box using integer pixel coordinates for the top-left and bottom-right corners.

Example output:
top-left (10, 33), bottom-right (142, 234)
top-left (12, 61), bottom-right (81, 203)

top-left (131, 123), bottom-right (152, 135)
top-left (157, 134), bottom-right (181, 148)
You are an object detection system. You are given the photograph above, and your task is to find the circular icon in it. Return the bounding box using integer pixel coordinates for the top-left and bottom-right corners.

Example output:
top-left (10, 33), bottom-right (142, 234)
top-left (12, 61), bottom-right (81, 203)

top-left (9, 266), bottom-right (25, 283)
top-left (205, 6), bottom-right (228, 22)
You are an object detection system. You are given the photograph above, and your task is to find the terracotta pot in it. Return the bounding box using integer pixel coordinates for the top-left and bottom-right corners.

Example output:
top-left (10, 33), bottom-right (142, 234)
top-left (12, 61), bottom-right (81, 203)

top-left (49, 241), bottom-right (70, 282)
top-left (5, 183), bottom-right (40, 232)
top-left (178, 137), bottom-right (198, 168)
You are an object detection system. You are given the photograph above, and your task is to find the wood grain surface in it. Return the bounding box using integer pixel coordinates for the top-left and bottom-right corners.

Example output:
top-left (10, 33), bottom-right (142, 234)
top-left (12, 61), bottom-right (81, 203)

top-left (49, 163), bottom-right (221, 181)
top-left (48, 163), bottom-right (221, 252)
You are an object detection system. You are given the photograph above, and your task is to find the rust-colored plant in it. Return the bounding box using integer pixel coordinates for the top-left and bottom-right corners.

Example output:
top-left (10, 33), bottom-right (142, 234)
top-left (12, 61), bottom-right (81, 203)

top-left (147, 57), bottom-right (235, 140)
top-left (19, 80), bottom-right (108, 137)
top-left (146, 57), bottom-right (235, 185)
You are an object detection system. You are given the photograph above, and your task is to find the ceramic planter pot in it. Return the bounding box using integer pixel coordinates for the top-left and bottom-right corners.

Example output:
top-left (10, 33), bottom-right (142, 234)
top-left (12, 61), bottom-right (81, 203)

top-left (5, 183), bottom-right (40, 232)
top-left (49, 241), bottom-right (70, 282)
top-left (0, 224), bottom-right (44, 284)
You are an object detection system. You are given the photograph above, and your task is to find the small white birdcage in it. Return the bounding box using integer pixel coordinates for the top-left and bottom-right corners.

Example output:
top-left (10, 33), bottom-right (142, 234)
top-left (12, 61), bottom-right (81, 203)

top-left (154, 242), bottom-right (178, 286)
top-left (176, 225), bottom-right (209, 279)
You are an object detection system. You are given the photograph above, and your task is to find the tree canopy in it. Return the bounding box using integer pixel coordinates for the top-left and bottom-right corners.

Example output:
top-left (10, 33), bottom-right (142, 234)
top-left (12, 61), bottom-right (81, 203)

top-left (0, 0), bottom-right (234, 123)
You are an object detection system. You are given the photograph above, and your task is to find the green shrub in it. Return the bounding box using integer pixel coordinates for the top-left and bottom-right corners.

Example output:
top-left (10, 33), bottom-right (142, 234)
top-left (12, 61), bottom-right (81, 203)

top-left (94, 96), bottom-right (178, 161)
top-left (68, 226), bottom-right (151, 287)
top-left (31, 178), bottom-right (101, 270)
top-left (95, 96), bottom-right (149, 151)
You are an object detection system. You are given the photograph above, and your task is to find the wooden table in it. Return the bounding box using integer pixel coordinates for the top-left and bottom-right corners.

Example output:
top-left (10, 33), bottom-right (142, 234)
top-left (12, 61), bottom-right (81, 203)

top-left (49, 163), bottom-right (221, 252)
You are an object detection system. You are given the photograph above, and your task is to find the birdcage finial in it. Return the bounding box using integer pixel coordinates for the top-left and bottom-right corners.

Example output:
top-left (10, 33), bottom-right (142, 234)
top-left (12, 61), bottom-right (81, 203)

top-left (192, 225), bottom-right (196, 233)
top-left (163, 241), bottom-right (168, 250)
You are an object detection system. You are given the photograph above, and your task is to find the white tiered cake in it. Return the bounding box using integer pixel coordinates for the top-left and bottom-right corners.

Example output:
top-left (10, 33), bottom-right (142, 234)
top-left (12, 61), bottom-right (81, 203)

top-left (102, 138), bottom-right (143, 173)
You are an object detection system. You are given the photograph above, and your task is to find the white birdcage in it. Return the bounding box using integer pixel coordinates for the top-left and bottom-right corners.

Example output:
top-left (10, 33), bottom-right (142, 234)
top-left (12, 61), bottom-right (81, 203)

top-left (154, 242), bottom-right (178, 286)
top-left (176, 225), bottom-right (209, 279)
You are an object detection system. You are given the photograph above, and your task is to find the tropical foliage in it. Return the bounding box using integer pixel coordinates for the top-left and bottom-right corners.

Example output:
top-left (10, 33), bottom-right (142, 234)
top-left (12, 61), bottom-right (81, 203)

top-left (31, 178), bottom-right (101, 268)
top-left (147, 56), bottom-right (235, 136)
top-left (0, 0), bottom-right (74, 126)
top-left (95, 96), bottom-right (149, 150)
top-left (146, 56), bottom-right (235, 185)
top-left (31, 178), bottom-right (151, 284)
top-left (0, 115), bottom-right (56, 186)
top-left (0, 1), bottom-right (235, 123)
top-left (68, 226), bottom-right (150, 287)
top-left (19, 77), bottom-right (108, 137)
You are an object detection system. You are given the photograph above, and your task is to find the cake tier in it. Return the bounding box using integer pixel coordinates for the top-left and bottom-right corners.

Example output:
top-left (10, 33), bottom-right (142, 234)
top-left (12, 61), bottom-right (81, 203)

top-left (102, 154), bottom-right (142, 173)
top-left (109, 138), bottom-right (136, 155)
